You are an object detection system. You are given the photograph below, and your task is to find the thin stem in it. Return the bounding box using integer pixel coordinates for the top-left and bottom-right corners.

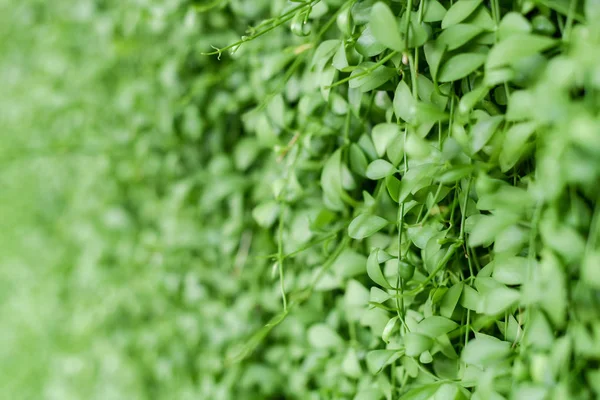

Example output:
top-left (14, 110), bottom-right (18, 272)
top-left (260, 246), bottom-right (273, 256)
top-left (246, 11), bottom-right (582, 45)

top-left (201, 0), bottom-right (320, 56)
top-left (277, 205), bottom-right (288, 311)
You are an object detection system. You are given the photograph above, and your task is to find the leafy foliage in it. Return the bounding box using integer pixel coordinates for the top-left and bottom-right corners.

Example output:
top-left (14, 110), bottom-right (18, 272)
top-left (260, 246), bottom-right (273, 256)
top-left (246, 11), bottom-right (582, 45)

top-left (2, 0), bottom-right (600, 399)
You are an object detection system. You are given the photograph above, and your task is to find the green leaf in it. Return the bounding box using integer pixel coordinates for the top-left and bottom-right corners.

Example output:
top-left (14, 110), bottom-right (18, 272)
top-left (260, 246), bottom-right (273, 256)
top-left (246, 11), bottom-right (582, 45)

top-left (342, 348), bottom-right (363, 378)
top-left (366, 159), bottom-right (397, 180)
top-left (436, 24), bottom-right (483, 51)
top-left (486, 34), bottom-right (556, 70)
top-left (404, 332), bottom-right (434, 357)
top-left (370, 2), bottom-right (404, 52)
top-left (436, 165), bottom-right (475, 183)
top-left (356, 25), bottom-right (387, 57)
top-left (382, 316), bottom-right (400, 343)
top-left (582, 250), bottom-right (600, 289)
top-left (307, 324), bottom-right (344, 349)
top-left (423, 0), bottom-right (447, 22)
top-left (438, 53), bottom-right (486, 82)
top-left (464, 5), bottom-right (495, 31)
top-left (482, 286), bottom-right (520, 315)
top-left (440, 283), bottom-right (463, 318)
top-left (366, 349), bottom-right (402, 374)
top-left (311, 39), bottom-right (341, 69)
top-left (416, 316), bottom-right (459, 338)
top-left (458, 84), bottom-right (489, 114)
top-left (424, 40), bottom-right (446, 82)
top-left (252, 201), bottom-right (279, 228)
top-left (499, 121), bottom-right (537, 171)
top-left (468, 212), bottom-right (519, 247)
top-left (442, 0), bottom-right (483, 29)
top-left (460, 284), bottom-right (482, 311)
top-left (349, 214), bottom-right (389, 240)
top-left (372, 123), bottom-right (400, 157)
top-left (349, 62), bottom-right (396, 92)
top-left (462, 334), bottom-right (511, 368)
top-left (386, 175), bottom-right (402, 202)
top-left (434, 384), bottom-right (469, 400)
top-left (498, 12), bottom-right (532, 40)
top-left (367, 249), bottom-right (393, 289)
top-left (399, 14), bottom-right (432, 48)
top-left (349, 143), bottom-right (369, 177)
top-left (401, 384), bottom-right (442, 400)
top-left (394, 80), bottom-right (417, 123)
top-left (370, 286), bottom-right (392, 303)
top-left (415, 102), bottom-right (449, 124)
top-left (321, 149), bottom-right (345, 211)
top-left (471, 115), bottom-right (504, 153)
top-left (345, 280), bottom-right (369, 322)
top-left (537, 249), bottom-right (567, 328)
top-left (333, 249), bottom-right (368, 278)
top-left (492, 256), bottom-right (528, 285)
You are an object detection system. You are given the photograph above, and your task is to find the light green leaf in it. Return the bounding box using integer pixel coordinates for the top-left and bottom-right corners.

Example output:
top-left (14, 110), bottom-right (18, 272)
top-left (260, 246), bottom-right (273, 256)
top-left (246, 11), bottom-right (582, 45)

top-left (386, 175), bottom-right (402, 203)
top-left (498, 12), bottom-right (532, 40)
top-left (370, 286), bottom-right (392, 303)
top-left (436, 165), bottom-right (475, 183)
top-left (349, 214), bottom-right (389, 239)
top-left (423, 0), bottom-right (447, 22)
top-left (394, 80), bottom-right (417, 123)
top-left (440, 283), bottom-right (463, 318)
top-left (333, 249), bottom-right (368, 278)
top-left (416, 316), bottom-right (459, 338)
top-left (252, 201), bottom-right (279, 228)
top-left (342, 348), bottom-right (363, 378)
top-left (492, 256), bottom-right (528, 285)
top-left (356, 25), bottom-right (387, 57)
top-left (308, 324), bottom-right (343, 349)
top-left (382, 316), bottom-right (400, 343)
top-left (404, 332), bottom-right (434, 357)
top-left (367, 248), bottom-right (393, 289)
top-left (424, 40), bottom-right (446, 82)
top-left (438, 53), bottom-right (486, 82)
top-left (345, 280), bottom-right (369, 322)
top-left (458, 84), bottom-right (489, 114)
top-left (401, 384), bottom-right (442, 400)
top-left (311, 39), bottom-right (341, 69)
top-left (366, 159), bottom-right (397, 180)
top-left (471, 115), bottom-right (504, 153)
top-left (437, 24), bottom-right (483, 51)
top-left (468, 212), bottom-right (519, 247)
top-left (462, 334), bottom-right (511, 368)
top-left (499, 121), bottom-right (537, 171)
top-left (415, 102), bottom-right (449, 124)
top-left (349, 62), bottom-right (396, 92)
top-left (349, 143), bottom-right (369, 177)
top-left (442, 0), bottom-right (483, 29)
top-left (366, 349), bottom-right (402, 374)
top-left (486, 34), bottom-right (556, 70)
top-left (482, 286), bottom-right (520, 315)
top-left (370, 2), bottom-right (404, 52)
top-left (582, 250), bottom-right (600, 289)
top-left (321, 149), bottom-right (345, 210)
top-left (372, 123), bottom-right (400, 157)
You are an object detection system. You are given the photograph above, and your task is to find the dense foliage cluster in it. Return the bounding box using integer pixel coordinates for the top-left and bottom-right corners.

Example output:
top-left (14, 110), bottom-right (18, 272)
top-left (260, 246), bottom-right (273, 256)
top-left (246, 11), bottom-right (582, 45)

top-left (2, 0), bottom-right (600, 399)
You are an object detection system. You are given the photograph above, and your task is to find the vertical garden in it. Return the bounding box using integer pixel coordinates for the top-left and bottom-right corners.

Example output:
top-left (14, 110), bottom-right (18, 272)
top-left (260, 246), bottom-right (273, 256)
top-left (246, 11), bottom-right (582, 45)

top-left (1, 0), bottom-right (600, 399)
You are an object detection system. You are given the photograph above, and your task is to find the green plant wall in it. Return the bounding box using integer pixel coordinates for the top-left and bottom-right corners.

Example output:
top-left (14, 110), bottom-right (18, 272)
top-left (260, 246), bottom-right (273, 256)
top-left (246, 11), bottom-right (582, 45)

top-left (1, 0), bottom-right (600, 399)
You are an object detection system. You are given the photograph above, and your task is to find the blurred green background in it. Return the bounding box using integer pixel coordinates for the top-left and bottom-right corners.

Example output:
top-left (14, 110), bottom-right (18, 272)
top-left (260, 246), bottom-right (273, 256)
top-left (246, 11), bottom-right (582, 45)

top-left (0, 1), bottom-right (263, 398)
